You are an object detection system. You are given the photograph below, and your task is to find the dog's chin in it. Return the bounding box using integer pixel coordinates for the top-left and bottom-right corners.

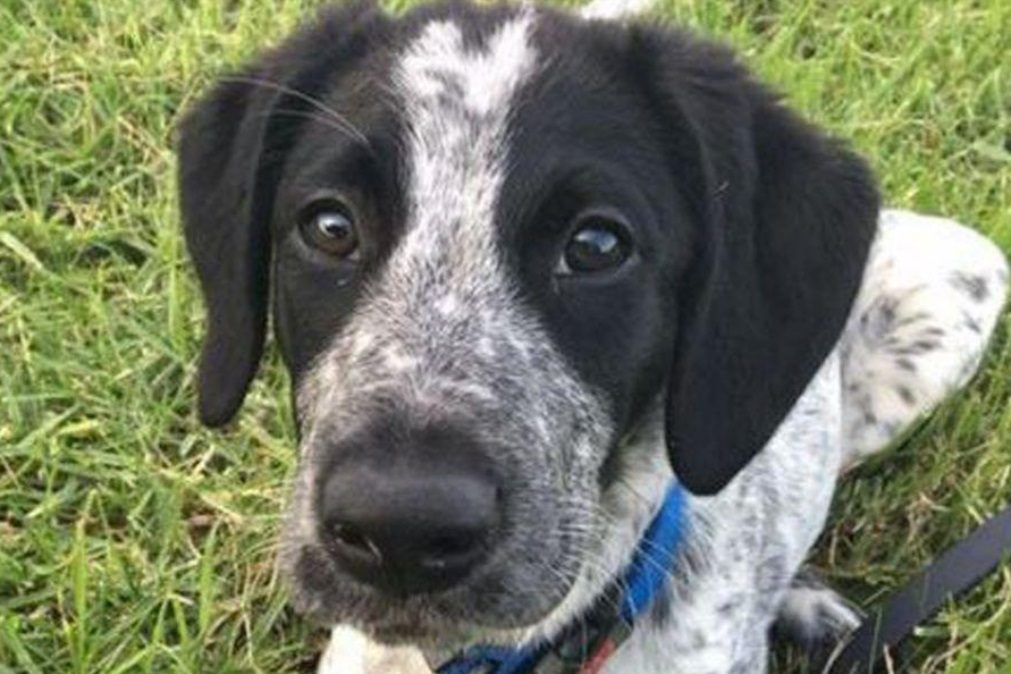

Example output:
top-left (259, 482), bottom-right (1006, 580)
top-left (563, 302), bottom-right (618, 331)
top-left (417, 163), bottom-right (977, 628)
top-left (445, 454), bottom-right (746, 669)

top-left (361, 619), bottom-right (451, 648)
top-left (286, 544), bottom-right (585, 649)
top-left (361, 615), bottom-right (521, 651)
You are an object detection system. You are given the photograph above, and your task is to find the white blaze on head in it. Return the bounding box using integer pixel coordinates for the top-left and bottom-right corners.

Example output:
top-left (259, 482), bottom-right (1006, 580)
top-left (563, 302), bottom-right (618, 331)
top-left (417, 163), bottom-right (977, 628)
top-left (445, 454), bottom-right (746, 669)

top-left (579, 0), bottom-right (653, 21)
top-left (392, 10), bottom-right (538, 279)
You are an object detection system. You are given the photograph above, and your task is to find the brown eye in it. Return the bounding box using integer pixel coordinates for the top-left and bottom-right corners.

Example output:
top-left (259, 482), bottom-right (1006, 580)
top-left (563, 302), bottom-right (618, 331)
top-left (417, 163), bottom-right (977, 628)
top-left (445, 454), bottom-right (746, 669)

top-left (301, 202), bottom-right (358, 258)
top-left (557, 214), bottom-right (632, 275)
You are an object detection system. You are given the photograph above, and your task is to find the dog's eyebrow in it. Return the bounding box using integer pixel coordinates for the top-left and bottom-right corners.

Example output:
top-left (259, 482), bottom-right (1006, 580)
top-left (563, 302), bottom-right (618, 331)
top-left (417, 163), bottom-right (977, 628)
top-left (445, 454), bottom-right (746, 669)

top-left (222, 75), bottom-right (373, 150)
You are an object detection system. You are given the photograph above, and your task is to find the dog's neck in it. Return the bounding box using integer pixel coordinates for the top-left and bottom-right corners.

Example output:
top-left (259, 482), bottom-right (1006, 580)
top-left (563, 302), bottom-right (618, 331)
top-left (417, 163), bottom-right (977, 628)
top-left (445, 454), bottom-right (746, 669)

top-left (426, 477), bottom-right (686, 673)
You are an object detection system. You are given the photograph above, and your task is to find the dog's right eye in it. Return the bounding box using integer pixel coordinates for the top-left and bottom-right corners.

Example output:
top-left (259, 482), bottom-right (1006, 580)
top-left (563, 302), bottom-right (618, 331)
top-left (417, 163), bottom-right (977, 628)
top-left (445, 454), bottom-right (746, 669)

top-left (300, 201), bottom-right (359, 259)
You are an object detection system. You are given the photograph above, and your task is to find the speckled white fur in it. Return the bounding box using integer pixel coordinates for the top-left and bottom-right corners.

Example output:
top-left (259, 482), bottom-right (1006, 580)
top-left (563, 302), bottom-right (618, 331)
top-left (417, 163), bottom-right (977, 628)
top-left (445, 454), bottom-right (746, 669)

top-left (840, 209), bottom-right (1009, 466)
top-left (317, 208), bottom-right (1007, 674)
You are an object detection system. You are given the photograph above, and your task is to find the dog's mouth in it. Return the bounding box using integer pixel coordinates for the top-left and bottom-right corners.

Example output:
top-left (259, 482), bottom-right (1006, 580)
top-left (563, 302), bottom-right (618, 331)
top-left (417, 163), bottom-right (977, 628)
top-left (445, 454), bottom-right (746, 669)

top-left (367, 619), bottom-right (443, 645)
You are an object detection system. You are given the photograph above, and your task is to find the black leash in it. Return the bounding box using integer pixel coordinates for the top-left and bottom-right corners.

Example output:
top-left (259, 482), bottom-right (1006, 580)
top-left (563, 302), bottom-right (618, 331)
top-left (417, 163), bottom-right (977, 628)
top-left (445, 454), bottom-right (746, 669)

top-left (826, 502), bottom-right (1011, 674)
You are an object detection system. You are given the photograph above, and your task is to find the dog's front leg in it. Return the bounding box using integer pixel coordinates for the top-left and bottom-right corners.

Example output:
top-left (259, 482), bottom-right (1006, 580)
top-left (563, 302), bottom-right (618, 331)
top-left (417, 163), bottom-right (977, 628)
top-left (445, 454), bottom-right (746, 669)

top-left (318, 626), bottom-right (430, 674)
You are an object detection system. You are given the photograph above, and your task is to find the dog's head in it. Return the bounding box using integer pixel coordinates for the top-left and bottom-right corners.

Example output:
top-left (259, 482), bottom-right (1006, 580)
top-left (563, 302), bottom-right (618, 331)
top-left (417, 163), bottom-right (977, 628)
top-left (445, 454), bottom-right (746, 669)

top-left (178, 0), bottom-right (877, 648)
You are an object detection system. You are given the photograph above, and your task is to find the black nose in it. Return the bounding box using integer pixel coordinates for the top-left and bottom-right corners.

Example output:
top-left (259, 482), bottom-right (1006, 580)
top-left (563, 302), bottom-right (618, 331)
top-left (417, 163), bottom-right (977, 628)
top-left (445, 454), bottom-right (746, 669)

top-left (318, 463), bottom-right (500, 595)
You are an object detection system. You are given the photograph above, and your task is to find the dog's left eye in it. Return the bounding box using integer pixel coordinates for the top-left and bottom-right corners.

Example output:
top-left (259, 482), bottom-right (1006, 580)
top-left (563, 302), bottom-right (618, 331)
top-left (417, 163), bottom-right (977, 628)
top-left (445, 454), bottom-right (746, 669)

top-left (556, 214), bottom-right (632, 275)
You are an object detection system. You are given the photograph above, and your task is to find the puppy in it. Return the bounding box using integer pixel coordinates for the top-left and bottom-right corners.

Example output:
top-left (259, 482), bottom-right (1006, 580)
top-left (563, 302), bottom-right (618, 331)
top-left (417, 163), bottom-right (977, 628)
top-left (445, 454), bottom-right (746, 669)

top-left (176, 1), bottom-right (1009, 672)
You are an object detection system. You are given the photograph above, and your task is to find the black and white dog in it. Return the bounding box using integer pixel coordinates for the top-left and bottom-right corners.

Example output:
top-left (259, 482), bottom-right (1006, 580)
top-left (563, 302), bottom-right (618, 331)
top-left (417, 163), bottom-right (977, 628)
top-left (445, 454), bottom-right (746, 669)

top-left (176, 1), bottom-right (1009, 672)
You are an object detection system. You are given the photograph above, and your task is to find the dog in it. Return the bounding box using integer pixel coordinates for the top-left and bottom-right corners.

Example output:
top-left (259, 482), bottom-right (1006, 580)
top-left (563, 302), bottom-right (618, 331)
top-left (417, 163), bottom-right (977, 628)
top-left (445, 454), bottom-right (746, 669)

top-left (176, 1), bottom-right (1010, 672)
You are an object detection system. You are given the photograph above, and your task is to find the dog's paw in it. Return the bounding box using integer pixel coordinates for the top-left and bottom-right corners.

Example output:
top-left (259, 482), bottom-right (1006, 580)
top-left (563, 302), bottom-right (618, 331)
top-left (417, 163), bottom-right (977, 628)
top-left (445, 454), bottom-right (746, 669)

top-left (773, 569), bottom-right (862, 654)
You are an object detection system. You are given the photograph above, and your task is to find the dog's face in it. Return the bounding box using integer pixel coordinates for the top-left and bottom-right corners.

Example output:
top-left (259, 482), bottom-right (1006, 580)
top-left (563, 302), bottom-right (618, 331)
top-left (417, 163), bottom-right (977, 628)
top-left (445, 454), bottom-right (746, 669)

top-left (178, 0), bottom-right (878, 649)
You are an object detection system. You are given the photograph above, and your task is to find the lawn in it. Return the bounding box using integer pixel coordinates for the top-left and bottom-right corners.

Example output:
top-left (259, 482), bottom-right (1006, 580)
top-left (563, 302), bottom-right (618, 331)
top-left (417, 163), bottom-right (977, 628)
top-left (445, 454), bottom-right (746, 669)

top-left (1, 0), bottom-right (1008, 672)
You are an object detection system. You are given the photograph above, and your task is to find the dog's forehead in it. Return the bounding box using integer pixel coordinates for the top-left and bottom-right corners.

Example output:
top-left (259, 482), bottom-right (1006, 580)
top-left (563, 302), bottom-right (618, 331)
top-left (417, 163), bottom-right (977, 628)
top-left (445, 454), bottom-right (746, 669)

top-left (293, 7), bottom-right (654, 231)
top-left (391, 8), bottom-right (537, 259)
top-left (379, 7), bottom-right (660, 273)
top-left (396, 10), bottom-right (538, 116)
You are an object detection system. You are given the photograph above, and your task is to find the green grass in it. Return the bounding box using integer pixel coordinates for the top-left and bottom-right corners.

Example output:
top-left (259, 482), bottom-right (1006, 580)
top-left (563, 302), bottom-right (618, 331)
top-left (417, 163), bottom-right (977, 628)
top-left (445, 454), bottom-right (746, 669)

top-left (1, 0), bottom-right (1008, 672)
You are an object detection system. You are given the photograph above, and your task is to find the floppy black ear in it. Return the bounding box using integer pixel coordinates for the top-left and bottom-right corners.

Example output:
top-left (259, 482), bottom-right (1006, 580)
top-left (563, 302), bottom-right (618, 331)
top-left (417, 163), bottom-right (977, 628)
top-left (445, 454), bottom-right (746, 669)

top-left (632, 28), bottom-right (879, 494)
top-left (177, 0), bottom-right (384, 426)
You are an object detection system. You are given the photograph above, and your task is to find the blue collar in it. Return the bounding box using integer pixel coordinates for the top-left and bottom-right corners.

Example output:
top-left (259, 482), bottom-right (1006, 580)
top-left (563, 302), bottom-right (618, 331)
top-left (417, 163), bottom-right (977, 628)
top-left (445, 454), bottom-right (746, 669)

top-left (436, 483), bottom-right (686, 674)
